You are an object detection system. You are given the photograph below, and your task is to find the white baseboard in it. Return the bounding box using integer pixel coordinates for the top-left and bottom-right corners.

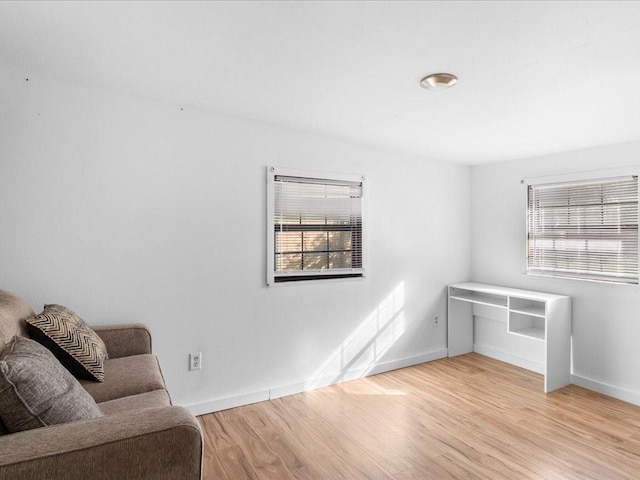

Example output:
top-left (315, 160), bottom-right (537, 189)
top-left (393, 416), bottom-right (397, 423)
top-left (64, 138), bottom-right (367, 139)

top-left (473, 343), bottom-right (544, 375)
top-left (185, 390), bottom-right (270, 417)
top-left (184, 349), bottom-right (447, 416)
top-left (270, 349), bottom-right (448, 400)
top-left (366, 349), bottom-right (448, 376)
top-left (571, 374), bottom-right (640, 407)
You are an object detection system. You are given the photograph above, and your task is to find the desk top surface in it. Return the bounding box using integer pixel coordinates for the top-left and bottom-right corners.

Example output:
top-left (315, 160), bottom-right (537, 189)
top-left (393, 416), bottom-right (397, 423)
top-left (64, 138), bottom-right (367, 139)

top-left (450, 282), bottom-right (569, 302)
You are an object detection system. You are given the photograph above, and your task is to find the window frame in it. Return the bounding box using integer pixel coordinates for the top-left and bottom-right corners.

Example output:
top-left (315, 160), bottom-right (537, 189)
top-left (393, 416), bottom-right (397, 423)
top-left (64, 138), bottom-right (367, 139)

top-left (524, 170), bottom-right (639, 285)
top-left (266, 166), bottom-right (367, 286)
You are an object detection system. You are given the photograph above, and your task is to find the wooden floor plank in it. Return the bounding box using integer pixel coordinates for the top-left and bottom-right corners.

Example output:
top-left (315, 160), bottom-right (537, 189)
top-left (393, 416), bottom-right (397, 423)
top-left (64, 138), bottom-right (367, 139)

top-left (198, 353), bottom-right (640, 479)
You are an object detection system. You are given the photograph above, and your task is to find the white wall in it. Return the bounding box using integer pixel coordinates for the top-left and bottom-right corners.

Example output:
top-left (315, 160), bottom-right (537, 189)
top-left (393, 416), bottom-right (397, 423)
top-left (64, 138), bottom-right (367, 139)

top-left (0, 65), bottom-right (471, 412)
top-left (471, 144), bottom-right (640, 404)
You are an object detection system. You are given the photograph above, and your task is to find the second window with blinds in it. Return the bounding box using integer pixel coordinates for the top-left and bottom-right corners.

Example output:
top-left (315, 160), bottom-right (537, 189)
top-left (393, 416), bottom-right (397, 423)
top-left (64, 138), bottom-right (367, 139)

top-left (526, 174), bottom-right (639, 284)
top-left (267, 167), bottom-right (366, 285)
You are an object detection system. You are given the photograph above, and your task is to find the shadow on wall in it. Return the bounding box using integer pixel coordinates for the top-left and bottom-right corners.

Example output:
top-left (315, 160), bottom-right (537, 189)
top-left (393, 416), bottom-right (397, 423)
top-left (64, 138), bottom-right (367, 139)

top-left (304, 281), bottom-right (406, 391)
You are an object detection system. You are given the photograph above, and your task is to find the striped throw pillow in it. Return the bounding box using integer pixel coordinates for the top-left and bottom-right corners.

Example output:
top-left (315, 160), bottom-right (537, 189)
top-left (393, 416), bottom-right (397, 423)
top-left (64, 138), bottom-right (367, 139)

top-left (26, 304), bottom-right (108, 382)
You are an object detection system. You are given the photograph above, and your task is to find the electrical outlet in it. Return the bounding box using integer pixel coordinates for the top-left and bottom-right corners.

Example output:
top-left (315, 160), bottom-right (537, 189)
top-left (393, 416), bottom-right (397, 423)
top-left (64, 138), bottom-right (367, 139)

top-left (189, 352), bottom-right (202, 371)
top-left (434, 315), bottom-right (439, 326)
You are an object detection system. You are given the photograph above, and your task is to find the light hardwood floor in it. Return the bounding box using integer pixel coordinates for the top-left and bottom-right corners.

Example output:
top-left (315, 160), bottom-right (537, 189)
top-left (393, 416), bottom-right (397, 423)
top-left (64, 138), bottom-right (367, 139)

top-left (198, 353), bottom-right (640, 479)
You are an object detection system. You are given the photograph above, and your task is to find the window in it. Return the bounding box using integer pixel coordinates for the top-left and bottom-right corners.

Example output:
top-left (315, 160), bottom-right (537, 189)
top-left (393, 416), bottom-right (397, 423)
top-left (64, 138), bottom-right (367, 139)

top-left (267, 167), bottom-right (365, 284)
top-left (527, 175), bottom-right (638, 284)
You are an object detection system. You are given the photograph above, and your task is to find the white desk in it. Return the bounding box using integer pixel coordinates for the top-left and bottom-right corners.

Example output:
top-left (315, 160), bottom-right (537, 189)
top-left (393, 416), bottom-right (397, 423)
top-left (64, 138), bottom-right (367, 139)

top-left (448, 282), bottom-right (571, 393)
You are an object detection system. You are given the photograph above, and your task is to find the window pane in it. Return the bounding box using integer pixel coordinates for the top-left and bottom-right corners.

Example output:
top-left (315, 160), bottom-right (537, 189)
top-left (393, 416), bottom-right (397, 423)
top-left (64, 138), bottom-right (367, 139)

top-left (329, 251), bottom-right (352, 269)
top-left (303, 232), bottom-right (328, 252)
top-left (329, 231), bottom-right (352, 251)
top-left (303, 252), bottom-right (328, 270)
top-left (275, 232), bottom-right (302, 253)
top-left (276, 253), bottom-right (302, 271)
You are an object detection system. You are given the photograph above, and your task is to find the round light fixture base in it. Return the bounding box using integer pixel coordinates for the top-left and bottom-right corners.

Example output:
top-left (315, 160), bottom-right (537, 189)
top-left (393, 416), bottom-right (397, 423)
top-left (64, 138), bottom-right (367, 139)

top-left (420, 73), bottom-right (458, 91)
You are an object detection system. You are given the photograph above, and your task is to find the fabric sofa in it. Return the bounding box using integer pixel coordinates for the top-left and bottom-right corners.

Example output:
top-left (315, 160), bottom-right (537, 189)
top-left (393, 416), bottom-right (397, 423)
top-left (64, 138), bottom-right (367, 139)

top-left (0, 288), bottom-right (203, 480)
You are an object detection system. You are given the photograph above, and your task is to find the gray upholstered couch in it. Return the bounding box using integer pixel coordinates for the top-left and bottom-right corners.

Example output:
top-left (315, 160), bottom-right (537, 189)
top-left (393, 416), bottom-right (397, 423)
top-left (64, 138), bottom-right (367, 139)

top-left (0, 288), bottom-right (203, 480)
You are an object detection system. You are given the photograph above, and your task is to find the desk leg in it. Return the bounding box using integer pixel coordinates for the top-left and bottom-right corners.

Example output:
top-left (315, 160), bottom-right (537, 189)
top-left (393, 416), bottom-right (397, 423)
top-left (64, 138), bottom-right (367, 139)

top-left (544, 299), bottom-right (572, 392)
top-left (448, 299), bottom-right (474, 356)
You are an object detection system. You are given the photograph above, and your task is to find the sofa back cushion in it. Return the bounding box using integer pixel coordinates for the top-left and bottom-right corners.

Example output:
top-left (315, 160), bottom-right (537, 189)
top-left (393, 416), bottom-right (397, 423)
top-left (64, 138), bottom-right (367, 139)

top-left (0, 336), bottom-right (103, 433)
top-left (0, 289), bottom-right (34, 354)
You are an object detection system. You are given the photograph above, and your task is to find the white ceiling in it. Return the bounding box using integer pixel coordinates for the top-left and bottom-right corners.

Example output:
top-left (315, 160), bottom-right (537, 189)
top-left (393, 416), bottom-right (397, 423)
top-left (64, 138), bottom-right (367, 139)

top-left (2, 1), bottom-right (640, 165)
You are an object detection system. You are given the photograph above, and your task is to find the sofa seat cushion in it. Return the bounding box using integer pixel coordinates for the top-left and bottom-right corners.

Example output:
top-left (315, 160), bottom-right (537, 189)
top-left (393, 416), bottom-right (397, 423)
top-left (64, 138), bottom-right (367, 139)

top-left (80, 354), bottom-right (166, 403)
top-left (98, 389), bottom-right (171, 416)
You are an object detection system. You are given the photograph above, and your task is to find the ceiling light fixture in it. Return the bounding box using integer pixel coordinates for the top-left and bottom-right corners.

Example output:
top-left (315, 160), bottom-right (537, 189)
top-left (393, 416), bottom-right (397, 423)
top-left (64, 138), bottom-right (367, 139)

top-left (420, 73), bottom-right (458, 91)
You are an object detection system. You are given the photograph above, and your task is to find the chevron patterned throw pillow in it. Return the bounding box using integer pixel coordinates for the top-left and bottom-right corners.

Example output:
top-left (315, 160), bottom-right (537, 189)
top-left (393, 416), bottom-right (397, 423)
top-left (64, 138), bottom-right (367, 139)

top-left (26, 305), bottom-right (109, 382)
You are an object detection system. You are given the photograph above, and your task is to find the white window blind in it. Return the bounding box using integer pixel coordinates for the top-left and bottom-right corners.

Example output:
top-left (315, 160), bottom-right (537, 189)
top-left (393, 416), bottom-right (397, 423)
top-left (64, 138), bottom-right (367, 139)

top-left (527, 176), bottom-right (639, 284)
top-left (269, 171), bottom-right (364, 283)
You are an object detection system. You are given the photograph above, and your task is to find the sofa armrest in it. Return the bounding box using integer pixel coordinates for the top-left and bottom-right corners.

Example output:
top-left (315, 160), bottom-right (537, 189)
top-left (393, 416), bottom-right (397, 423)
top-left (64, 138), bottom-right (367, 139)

top-left (92, 323), bottom-right (152, 358)
top-left (0, 406), bottom-right (202, 480)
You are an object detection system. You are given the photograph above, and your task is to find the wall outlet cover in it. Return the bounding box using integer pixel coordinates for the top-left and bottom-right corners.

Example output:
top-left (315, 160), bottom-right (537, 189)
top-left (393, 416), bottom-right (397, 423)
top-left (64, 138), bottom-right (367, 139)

top-left (189, 352), bottom-right (202, 371)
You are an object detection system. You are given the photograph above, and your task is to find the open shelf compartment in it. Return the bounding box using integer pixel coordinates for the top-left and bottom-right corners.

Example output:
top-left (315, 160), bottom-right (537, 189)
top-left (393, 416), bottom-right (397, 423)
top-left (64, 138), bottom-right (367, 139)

top-left (508, 311), bottom-right (545, 340)
top-left (449, 288), bottom-right (507, 309)
top-left (509, 297), bottom-right (546, 318)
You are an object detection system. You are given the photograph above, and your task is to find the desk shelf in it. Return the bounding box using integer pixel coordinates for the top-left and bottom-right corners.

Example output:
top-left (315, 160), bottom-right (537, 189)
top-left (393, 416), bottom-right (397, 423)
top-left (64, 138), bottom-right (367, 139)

top-left (508, 311), bottom-right (546, 341)
top-left (449, 291), bottom-right (507, 309)
top-left (510, 306), bottom-right (545, 318)
top-left (510, 297), bottom-right (545, 318)
top-left (509, 327), bottom-right (545, 340)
